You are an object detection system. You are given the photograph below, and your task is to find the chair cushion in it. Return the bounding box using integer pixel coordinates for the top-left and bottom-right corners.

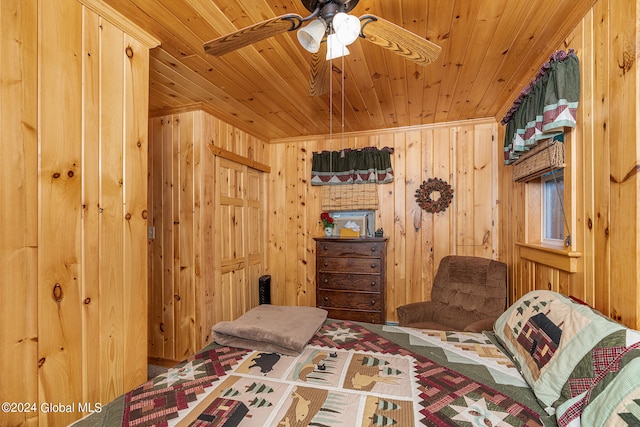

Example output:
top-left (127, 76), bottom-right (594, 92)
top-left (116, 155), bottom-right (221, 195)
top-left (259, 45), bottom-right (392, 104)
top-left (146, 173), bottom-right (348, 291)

top-left (432, 257), bottom-right (505, 309)
top-left (431, 256), bottom-right (507, 322)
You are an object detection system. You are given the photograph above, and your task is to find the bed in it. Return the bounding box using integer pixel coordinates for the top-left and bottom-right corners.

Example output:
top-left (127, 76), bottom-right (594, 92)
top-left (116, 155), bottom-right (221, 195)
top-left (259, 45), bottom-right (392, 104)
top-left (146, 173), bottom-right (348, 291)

top-left (73, 291), bottom-right (640, 427)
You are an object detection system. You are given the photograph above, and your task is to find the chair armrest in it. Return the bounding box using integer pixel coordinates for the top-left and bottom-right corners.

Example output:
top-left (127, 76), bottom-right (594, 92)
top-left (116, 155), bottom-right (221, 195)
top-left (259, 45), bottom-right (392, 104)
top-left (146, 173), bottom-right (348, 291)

top-left (463, 317), bottom-right (497, 333)
top-left (397, 301), bottom-right (436, 325)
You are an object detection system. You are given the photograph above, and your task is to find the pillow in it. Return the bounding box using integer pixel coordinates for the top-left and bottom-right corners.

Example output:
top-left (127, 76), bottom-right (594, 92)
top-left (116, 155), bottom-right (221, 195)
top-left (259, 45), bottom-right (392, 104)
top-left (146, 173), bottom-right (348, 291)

top-left (557, 344), bottom-right (640, 426)
top-left (493, 290), bottom-right (629, 415)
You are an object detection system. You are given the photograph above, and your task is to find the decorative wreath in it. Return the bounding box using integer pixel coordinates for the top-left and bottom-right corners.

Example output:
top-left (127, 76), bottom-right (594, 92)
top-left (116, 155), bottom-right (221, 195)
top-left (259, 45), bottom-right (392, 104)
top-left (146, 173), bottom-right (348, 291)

top-left (415, 177), bottom-right (454, 213)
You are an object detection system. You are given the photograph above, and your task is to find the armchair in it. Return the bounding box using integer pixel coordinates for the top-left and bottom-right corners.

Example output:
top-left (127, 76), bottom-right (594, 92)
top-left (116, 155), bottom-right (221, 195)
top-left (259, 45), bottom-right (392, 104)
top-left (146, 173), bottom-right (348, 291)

top-left (396, 255), bottom-right (507, 332)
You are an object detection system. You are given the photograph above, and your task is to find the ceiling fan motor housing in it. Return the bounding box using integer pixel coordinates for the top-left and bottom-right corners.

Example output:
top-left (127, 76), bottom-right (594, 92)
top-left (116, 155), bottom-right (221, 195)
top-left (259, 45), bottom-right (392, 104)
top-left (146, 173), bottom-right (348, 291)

top-left (302, 0), bottom-right (360, 19)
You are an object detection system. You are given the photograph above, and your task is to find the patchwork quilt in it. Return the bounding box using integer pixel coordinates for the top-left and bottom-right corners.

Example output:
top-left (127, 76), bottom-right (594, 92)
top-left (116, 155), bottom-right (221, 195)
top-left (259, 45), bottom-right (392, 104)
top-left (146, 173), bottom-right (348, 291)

top-left (494, 290), bottom-right (640, 426)
top-left (74, 320), bottom-right (549, 427)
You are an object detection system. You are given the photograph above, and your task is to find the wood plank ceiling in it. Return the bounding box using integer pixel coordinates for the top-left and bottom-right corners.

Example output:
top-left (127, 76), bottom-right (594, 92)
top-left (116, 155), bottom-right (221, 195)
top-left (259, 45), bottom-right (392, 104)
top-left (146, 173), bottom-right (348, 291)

top-left (102, 0), bottom-right (596, 141)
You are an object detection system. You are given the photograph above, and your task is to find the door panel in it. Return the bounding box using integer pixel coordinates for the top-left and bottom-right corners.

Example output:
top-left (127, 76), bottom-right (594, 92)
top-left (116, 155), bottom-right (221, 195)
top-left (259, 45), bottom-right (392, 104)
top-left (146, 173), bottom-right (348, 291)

top-left (214, 157), bottom-right (265, 322)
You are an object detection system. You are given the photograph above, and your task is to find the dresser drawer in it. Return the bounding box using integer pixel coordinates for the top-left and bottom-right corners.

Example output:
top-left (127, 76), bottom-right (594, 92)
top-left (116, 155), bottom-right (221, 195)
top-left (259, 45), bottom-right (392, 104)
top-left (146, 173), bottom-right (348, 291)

top-left (317, 290), bottom-right (382, 311)
top-left (317, 240), bottom-right (384, 258)
top-left (317, 272), bottom-right (382, 292)
top-left (317, 257), bottom-right (381, 273)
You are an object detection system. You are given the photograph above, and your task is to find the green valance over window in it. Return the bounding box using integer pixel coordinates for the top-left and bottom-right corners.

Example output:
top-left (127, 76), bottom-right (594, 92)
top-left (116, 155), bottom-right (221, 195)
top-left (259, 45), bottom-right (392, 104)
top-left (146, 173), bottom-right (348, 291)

top-left (502, 50), bottom-right (580, 164)
top-left (311, 146), bottom-right (394, 185)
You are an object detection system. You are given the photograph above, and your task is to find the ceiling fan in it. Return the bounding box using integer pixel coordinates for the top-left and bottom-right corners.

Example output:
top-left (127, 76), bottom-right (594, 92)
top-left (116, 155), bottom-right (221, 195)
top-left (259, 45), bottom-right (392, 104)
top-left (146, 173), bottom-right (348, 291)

top-left (203, 0), bottom-right (441, 96)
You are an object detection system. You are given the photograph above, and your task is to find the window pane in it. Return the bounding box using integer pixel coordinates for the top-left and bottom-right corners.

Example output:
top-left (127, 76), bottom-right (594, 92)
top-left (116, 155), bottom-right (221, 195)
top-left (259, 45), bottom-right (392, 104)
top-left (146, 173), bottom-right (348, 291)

top-left (543, 172), bottom-right (564, 241)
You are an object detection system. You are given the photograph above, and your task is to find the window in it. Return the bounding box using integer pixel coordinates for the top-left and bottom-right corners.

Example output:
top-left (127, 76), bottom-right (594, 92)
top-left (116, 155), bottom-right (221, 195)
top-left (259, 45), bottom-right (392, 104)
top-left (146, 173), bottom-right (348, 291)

top-left (516, 133), bottom-right (578, 273)
top-left (541, 170), bottom-right (565, 243)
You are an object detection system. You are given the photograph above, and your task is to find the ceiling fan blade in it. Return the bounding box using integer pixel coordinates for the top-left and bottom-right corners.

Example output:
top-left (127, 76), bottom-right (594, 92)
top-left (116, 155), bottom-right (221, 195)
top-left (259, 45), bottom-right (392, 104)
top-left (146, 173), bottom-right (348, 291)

top-left (204, 14), bottom-right (304, 56)
top-left (359, 15), bottom-right (441, 65)
top-left (309, 42), bottom-right (328, 96)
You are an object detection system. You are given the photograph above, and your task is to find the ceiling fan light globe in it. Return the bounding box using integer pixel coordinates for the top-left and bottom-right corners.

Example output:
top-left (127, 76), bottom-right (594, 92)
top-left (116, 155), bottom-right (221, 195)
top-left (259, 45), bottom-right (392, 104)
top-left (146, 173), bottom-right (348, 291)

top-left (332, 12), bottom-right (360, 46)
top-left (297, 18), bottom-right (327, 53)
top-left (326, 33), bottom-right (350, 60)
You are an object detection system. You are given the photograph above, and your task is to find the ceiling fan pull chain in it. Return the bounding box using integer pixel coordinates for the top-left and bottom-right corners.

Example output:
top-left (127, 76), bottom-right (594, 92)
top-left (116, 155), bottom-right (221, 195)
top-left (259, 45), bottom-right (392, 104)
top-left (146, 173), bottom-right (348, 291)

top-left (329, 53), bottom-right (334, 173)
top-left (341, 53), bottom-right (346, 158)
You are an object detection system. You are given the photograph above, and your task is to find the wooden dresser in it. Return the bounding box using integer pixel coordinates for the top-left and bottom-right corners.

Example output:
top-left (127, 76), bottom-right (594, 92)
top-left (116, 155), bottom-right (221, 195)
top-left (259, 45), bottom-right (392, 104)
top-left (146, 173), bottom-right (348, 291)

top-left (314, 237), bottom-right (388, 324)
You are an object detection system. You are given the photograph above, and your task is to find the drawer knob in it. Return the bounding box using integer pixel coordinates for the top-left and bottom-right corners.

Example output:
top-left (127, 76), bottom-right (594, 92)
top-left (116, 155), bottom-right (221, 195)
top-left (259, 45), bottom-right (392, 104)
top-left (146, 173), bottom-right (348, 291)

top-left (370, 299), bottom-right (376, 306)
top-left (371, 281), bottom-right (376, 286)
top-left (370, 246), bottom-right (377, 252)
top-left (323, 261), bottom-right (329, 267)
top-left (323, 245), bottom-right (328, 251)
top-left (370, 263), bottom-right (377, 269)
top-left (324, 296), bottom-right (329, 302)
top-left (323, 278), bottom-right (329, 284)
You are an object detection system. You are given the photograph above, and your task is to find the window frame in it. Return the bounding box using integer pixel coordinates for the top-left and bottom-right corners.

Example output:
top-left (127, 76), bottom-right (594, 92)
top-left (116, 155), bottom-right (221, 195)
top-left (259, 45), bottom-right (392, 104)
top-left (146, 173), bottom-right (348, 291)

top-left (540, 169), bottom-right (566, 246)
top-left (516, 130), bottom-right (580, 273)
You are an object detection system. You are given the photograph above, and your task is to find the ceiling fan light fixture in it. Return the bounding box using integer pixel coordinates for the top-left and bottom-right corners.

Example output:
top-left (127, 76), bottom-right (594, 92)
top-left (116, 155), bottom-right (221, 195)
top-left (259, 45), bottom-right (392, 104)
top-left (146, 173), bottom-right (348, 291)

top-left (332, 12), bottom-right (360, 46)
top-left (326, 33), bottom-right (350, 60)
top-left (297, 18), bottom-right (327, 53)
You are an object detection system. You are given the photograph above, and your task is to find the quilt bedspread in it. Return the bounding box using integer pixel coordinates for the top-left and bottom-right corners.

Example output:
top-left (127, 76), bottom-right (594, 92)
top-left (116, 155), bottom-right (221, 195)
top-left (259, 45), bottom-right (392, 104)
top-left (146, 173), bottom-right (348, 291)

top-left (74, 320), bottom-right (550, 427)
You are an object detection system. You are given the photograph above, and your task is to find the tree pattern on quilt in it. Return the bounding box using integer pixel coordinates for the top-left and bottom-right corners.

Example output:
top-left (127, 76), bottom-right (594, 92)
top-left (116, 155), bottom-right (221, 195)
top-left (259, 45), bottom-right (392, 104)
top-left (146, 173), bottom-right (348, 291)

top-left (119, 321), bottom-right (544, 427)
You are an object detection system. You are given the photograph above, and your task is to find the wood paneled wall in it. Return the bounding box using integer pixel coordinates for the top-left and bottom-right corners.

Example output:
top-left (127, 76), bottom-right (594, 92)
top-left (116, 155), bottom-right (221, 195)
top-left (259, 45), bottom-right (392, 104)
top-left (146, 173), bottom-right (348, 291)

top-left (267, 119), bottom-right (498, 322)
top-left (1, 0), bottom-right (38, 424)
top-left (147, 107), bottom-right (269, 362)
top-left (0, 0), bottom-right (156, 425)
top-left (497, 0), bottom-right (640, 329)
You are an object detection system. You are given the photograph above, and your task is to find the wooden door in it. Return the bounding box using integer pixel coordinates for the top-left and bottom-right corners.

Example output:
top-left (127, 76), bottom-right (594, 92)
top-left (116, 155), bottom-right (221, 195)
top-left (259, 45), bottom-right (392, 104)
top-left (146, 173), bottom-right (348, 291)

top-left (213, 157), bottom-right (266, 323)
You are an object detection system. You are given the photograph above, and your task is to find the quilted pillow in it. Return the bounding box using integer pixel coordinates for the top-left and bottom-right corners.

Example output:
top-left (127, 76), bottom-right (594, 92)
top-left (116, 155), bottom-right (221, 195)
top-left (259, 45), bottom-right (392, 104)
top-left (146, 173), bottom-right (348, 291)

top-left (493, 289), bottom-right (640, 425)
top-left (559, 353), bottom-right (640, 426)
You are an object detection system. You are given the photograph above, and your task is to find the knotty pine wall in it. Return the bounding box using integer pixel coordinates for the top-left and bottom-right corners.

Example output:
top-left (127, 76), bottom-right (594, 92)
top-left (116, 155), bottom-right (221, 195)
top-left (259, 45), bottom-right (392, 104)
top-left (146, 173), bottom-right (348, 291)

top-left (267, 119), bottom-right (499, 322)
top-left (0, 0), bottom-right (157, 425)
top-left (147, 115), bottom-right (497, 360)
top-left (497, 0), bottom-right (640, 329)
top-left (147, 106), bottom-right (270, 362)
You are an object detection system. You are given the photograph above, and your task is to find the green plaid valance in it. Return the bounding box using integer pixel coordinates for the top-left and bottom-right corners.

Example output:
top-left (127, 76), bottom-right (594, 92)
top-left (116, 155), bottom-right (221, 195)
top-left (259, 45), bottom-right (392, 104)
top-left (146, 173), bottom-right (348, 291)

top-left (502, 50), bottom-right (580, 164)
top-left (311, 146), bottom-right (394, 185)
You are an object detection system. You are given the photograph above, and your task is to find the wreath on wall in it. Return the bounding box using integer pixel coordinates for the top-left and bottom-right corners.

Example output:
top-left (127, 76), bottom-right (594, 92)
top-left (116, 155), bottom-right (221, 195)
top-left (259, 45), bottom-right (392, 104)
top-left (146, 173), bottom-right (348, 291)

top-left (415, 177), bottom-right (454, 213)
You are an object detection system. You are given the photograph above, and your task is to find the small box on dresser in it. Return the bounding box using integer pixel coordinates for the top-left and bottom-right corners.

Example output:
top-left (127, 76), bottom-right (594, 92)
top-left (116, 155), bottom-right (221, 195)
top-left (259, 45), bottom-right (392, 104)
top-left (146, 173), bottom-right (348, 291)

top-left (314, 237), bottom-right (388, 324)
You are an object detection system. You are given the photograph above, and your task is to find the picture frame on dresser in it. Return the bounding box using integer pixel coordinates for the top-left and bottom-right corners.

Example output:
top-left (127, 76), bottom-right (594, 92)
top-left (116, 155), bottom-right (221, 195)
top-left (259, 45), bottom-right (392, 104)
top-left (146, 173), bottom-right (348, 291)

top-left (314, 237), bottom-right (388, 324)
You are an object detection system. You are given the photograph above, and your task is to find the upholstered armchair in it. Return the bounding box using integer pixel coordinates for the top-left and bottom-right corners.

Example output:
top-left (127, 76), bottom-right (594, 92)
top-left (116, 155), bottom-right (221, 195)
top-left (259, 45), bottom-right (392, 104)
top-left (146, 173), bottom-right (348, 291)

top-left (396, 255), bottom-right (507, 332)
